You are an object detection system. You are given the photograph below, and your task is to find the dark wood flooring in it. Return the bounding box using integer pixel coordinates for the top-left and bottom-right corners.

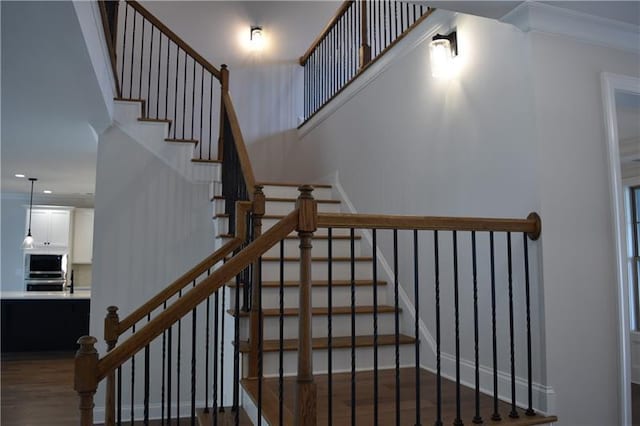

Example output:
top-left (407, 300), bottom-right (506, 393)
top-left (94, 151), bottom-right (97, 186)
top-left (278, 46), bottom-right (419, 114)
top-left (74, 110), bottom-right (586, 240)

top-left (243, 368), bottom-right (557, 426)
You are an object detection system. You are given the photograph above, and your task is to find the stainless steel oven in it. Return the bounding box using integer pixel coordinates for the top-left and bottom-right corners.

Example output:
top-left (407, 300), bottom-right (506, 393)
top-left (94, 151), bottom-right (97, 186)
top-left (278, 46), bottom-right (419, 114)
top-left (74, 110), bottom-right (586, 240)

top-left (24, 254), bottom-right (67, 291)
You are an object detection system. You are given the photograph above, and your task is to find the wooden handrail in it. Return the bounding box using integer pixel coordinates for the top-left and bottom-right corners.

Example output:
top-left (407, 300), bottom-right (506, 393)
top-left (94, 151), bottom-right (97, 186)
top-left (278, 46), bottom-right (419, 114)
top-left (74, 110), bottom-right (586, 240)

top-left (116, 200), bottom-right (253, 334)
top-left (317, 212), bottom-right (542, 240)
top-left (299, 0), bottom-right (354, 66)
top-left (96, 209), bottom-right (299, 380)
top-left (126, 1), bottom-right (221, 81)
top-left (222, 92), bottom-right (257, 198)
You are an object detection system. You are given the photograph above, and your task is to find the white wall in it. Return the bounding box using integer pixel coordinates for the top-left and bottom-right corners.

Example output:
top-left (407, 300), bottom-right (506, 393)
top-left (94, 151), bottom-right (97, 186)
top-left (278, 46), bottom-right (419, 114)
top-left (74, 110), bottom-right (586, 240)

top-left (528, 32), bottom-right (640, 425)
top-left (1, 195), bottom-right (28, 291)
top-left (91, 123), bottom-right (217, 418)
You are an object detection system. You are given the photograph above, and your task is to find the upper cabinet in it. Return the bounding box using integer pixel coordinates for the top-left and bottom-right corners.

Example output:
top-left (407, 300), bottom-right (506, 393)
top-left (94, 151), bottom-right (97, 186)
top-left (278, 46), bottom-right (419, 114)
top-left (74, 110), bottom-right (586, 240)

top-left (25, 208), bottom-right (71, 251)
top-left (72, 209), bottom-right (94, 264)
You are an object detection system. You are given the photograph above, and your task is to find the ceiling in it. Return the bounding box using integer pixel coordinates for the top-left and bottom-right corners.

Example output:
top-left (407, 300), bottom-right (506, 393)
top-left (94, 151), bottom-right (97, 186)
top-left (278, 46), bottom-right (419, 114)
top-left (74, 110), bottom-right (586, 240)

top-left (1, 1), bottom-right (638, 207)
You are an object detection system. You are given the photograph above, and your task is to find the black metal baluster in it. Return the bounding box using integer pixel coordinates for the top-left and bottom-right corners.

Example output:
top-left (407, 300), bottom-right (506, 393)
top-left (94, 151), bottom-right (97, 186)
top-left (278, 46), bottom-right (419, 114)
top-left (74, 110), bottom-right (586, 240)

top-left (129, 9), bottom-right (136, 99)
top-left (191, 297), bottom-right (197, 425)
top-left (138, 18), bottom-right (145, 100)
top-left (507, 232), bottom-right (519, 419)
top-left (173, 46), bottom-right (179, 139)
top-left (279, 240), bottom-right (285, 426)
top-left (523, 234), bottom-right (536, 416)
top-left (144, 343), bottom-right (150, 425)
top-left (147, 25), bottom-right (153, 114)
top-left (117, 366), bottom-right (122, 426)
top-left (413, 229), bottom-right (421, 426)
top-left (199, 66), bottom-right (204, 159)
top-left (156, 31), bottom-right (161, 118)
top-left (219, 283), bottom-right (226, 415)
top-left (177, 290), bottom-right (182, 424)
top-left (393, 229), bottom-right (400, 426)
top-left (327, 228), bottom-right (333, 425)
top-left (120, 5), bottom-right (128, 96)
top-left (209, 74), bottom-right (213, 160)
top-left (257, 257), bottom-right (264, 426)
top-left (165, 36), bottom-right (170, 119)
top-left (350, 227), bottom-right (356, 426)
top-left (434, 231), bottom-right (442, 426)
top-left (490, 232), bottom-right (501, 421)
top-left (182, 51), bottom-right (187, 140)
top-left (472, 232), bottom-right (482, 424)
top-left (394, 0), bottom-right (399, 38)
top-left (130, 325), bottom-right (135, 425)
top-left (372, 228), bottom-right (379, 425)
top-left (213, 288), bottom-right (219, 426)
top-left (162, 302), bottom-right (167, 425)
top-left (167, 325), bottom-right (172, 424)
top-left (453, 231), bottom-right (463, 426)
top-left (191, 59), bottom-right (196, 142)
top-left (232, 270), bottom-right (241, 414)
top-left (205, 294), bottom-right (210, 414)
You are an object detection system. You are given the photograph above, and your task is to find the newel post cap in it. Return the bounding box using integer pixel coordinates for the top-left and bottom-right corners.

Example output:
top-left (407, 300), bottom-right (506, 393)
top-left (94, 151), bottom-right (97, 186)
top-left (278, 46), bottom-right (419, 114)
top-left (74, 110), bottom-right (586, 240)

top-left (526, 212), bottom-right (541, 241)
top-left (253, 185), bottom-right (266, 216)
top-left (296, 185), bottom-right (317, 233)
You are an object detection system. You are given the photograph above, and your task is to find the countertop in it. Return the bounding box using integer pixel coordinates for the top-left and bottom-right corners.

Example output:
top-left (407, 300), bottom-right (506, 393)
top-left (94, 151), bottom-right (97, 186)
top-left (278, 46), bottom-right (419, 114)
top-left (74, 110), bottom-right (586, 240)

top-left (1, 290), bottom-right (91, 300)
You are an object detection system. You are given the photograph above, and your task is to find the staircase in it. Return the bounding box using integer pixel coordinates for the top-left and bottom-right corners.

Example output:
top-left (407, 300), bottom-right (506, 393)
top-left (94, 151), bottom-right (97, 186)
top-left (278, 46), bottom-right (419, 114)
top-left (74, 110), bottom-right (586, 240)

top-left (73, 2), bottom-right (559, 425)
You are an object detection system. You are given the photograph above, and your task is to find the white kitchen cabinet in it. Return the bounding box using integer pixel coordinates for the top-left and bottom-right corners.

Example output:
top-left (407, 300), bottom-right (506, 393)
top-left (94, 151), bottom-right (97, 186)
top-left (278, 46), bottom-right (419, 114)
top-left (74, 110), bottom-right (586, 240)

top-left (72, 209), bottom-right (94, 264)
top-left (25, 208), bottom-right (71, 251)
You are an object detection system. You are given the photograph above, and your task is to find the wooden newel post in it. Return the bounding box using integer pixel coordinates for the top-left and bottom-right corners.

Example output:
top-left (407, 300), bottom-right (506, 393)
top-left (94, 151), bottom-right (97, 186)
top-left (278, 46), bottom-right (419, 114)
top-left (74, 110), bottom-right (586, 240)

top-left (218, 64), bottom-right (229, 161)
top-left (295, 185), bottom-right (318, 426)
top-left (248, 185), bottom-right (266, 378)
top-left (104, 306), bottom-right (120, 425)
top-left (74, 336), bottom-right (99, 426)
top-left (359, 1), bottom-right (371, 69)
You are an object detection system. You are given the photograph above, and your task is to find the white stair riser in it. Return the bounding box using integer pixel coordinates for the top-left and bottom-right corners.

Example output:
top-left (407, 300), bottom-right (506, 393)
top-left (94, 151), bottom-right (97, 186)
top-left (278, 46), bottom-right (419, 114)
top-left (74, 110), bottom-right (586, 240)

top-left (237, 312), bottom-right (399, 340)
top-left (230, 285), bottom-right (388, 310)
top-left (261, 261), bottom-right (372, 281)
top-left (262, 238), bottom-right (361, 258)
top-left (255, 345), bottom-right (416, 377)
top-left (265, 200), bottom-right (341, 215)
top-left (261, 185), bottom-right (333, 200)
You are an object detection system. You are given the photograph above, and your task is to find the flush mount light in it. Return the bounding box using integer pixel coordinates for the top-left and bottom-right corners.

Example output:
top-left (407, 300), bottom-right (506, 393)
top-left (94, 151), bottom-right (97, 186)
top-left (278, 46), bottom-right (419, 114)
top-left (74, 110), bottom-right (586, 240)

top-left (15, 173), bottom-right (25, 178)
top-left (43, 190), bottom-right (52, 194)
top-left (430, 30), bottom-right (458, 79)
top-left (250, 26), bottom-right (264, 50)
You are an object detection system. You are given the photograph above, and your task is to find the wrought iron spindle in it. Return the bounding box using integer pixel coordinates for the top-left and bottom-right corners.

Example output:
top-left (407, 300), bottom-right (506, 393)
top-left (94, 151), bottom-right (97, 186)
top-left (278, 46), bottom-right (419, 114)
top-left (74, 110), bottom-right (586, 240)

top-left (372, 228), bottom-right (379, 425)
top-left (144, 344), bottom-right (150, 425)
top-left (413, 229), bottom-right (421, 426)
top-left (120, 5), bottom-right (128, 96)
top-left (524, 234), bottom-right (536, 416)
top-left (453, 231), bottom-right (463, 426)
top-left (434, 230), bottom-right (442, 426)
top-left (279, 240), bottom-right (285, 426)
top-left (393, 229), bottom-right (400, 426)
top-left (472, 231), bottom-right (482, 424)
top-left (130, 325), bottom-right (135, 425)
top-left (138, 18), bottom-right (145, 100)
top-left (350, 227), bottom-right (356, 426)
top-left (507, 233), bottom-right (519, 419)
top-left (327, 228), bottom-right (334, 425)
top-left (191, 302), bottom-right (197, 425)
top-left (117, 366), bottom-right (122, 426)
top-left (490, 232), bottom-right (501, 421)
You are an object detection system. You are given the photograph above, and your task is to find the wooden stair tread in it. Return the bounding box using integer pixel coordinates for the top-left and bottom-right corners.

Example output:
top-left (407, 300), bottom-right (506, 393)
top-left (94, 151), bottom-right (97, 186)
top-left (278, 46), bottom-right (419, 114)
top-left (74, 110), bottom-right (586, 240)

top-left (165, 137), bottom-right (198, 144)
top-left (258, 181), bottom-right (332, 188)
top-left (229, 305), bottom-right (399, 317)
top-left (191, 158), bottom-right (222, 163)
top-left (196, 407), bottom-right (252, 426)
top-left (238, 334), bottom-right (415, 352)
top-left (229, 279), bottom-right (386, 288)
top-left (265, 197), bottom-right (340, 204)
top-left (261, 256), bottom-right (373, 262)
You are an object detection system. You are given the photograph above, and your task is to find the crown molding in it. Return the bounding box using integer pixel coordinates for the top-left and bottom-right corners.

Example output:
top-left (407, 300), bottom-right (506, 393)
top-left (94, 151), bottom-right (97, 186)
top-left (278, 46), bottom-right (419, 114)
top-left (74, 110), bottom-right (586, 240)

top-left (501, 1), bottom-right (640, 53)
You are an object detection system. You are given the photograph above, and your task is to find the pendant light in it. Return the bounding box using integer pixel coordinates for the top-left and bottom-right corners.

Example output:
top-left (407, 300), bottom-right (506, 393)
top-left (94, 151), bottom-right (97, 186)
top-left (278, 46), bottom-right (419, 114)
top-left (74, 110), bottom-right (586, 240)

top-left (22, 177), bottom-right (37, 249)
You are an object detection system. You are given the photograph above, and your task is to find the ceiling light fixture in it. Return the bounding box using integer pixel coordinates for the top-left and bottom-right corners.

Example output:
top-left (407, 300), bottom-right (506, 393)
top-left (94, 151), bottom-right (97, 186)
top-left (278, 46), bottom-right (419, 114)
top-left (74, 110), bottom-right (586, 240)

top-left (22, 177), bottom-right (37, 249)
top-left (43, 190), bottom-right (52, 194)
top-left (430, 30), bottom-right (458, 79)
top-left (250, 26), bottom-right (264, 50)
top-left (15, 174), bottom-right (25, 178)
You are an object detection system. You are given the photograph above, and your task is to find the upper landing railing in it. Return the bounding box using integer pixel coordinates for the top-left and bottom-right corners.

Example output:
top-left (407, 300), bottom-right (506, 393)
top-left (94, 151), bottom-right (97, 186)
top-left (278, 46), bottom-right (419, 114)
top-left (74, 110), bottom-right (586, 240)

top-left (299, 0), bottom-right (434, 124)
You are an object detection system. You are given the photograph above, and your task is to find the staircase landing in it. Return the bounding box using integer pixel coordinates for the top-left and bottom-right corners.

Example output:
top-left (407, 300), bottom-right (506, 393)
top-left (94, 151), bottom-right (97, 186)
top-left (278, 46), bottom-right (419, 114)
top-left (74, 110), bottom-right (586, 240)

top-left (243, 368), bottom-right (557, 426)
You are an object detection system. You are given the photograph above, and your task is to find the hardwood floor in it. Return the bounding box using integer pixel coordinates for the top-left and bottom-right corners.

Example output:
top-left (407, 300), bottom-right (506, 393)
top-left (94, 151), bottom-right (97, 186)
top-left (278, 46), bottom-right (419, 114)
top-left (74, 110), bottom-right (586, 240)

top-left (1, 351), bottom-right (79, 426)
top-left (243, 368), bottom-right (557, 426)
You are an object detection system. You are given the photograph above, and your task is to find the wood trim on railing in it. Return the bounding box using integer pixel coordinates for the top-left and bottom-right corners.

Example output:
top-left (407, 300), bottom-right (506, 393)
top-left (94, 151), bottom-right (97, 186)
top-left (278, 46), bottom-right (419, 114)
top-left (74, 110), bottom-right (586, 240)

top-left (317, 212), bottom-right (542, 240)
top-left (299, 0), bottom-right (354, 66)
top-left (126, 0), bottom-right (221, 81)
top-left (96, 209), bottom-right (300, 381)
top-left (97, 1), bottom-right (122, 98)
top-left (222, 91), bottom-right (257, 198)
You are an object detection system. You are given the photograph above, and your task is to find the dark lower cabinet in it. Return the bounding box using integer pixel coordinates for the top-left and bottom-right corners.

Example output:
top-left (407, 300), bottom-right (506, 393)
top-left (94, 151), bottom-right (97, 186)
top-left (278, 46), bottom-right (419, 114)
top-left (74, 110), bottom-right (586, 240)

top-left (1, 299), bottom-right (90, 352)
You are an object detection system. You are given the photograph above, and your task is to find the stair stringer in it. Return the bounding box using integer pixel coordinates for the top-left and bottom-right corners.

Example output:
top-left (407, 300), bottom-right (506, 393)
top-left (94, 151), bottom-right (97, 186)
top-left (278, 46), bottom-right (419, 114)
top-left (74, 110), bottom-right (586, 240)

top-left (113, 99), bottom-right (220, 184)
top-left (328, 171), bottom-right (557, 416)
